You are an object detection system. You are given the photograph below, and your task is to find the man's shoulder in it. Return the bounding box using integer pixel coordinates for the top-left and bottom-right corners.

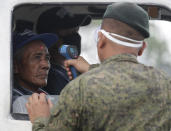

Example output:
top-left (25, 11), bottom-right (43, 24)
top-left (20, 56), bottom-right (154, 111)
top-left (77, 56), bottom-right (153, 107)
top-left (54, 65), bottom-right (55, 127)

top-left (62, 66), bottom-right (103, 89)
top-left (64, 62), bottom-right (171, 90)
top-left (80, 64), bottom-right (106, 81)
top-left (143, 64), bottom-right (171, 80)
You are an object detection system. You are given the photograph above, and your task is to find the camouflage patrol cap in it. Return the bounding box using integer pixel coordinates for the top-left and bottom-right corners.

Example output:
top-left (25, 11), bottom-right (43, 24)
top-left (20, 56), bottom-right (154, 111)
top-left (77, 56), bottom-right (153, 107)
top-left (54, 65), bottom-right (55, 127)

top-left (103, 2), bottom-right (150, 38)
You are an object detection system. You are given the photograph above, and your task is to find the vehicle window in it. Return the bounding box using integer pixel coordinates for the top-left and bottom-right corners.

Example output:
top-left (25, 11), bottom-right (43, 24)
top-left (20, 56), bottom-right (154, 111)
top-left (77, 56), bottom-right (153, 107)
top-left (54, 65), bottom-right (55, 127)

top-left (11, 3), bottom-right (171, 120)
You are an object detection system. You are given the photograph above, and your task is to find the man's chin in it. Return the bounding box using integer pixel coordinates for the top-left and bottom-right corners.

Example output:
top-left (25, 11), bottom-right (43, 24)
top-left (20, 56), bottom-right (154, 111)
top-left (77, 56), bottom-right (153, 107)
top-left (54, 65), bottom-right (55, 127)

top-left (34, 80), bottom-right (47, 87)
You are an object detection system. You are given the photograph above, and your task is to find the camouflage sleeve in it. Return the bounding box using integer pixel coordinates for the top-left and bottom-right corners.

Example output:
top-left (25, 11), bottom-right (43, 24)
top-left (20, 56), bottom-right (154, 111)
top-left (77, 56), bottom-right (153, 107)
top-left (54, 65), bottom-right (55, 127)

top-left (89, 64), bottom-right (100, 70)
top-left (32, 117), bottom-right (49, 131)
top-left (33, 78), bottom-right (83, 131)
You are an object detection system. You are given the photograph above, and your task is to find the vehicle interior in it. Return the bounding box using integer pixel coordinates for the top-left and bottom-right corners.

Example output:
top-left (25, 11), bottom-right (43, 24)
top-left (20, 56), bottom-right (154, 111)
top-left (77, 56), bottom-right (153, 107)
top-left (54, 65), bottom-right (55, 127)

top-left (11, 2), bottom-right (171, 120)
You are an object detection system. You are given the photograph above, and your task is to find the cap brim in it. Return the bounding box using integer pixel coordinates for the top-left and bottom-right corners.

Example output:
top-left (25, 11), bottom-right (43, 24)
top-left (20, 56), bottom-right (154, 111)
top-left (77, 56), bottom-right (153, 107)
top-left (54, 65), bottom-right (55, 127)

top-left (58, 14), bottom-right (91, 29)
top-left (19, 33), bottom-right (58, 49)
top-left (79, 15), bottom-right (92, 26)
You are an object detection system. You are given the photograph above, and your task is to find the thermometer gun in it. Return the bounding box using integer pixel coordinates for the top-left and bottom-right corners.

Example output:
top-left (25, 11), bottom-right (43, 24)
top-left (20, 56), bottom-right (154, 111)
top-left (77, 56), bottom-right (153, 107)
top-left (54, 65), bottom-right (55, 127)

top-left (59, 45), bottom-right (79, 79)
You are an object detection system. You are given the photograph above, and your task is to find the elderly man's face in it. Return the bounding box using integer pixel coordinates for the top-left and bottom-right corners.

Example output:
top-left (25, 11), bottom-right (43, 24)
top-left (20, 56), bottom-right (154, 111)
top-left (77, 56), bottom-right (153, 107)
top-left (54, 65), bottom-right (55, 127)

top-left (15, 40), bottom-right (50, 87)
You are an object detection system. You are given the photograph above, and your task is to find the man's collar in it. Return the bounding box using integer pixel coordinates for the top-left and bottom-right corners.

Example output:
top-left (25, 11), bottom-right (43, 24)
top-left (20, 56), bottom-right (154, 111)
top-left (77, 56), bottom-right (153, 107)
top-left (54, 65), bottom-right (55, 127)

top-left (15, 85), bottom-right (33, 95)
top-left (15, 84), bottom-right (48, 95)
top-left (101, 53), bottom-right (138, 65)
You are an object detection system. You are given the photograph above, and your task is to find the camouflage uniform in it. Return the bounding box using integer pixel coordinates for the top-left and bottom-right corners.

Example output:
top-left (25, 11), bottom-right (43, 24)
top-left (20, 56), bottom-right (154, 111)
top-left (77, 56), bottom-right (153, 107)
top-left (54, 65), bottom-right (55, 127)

top-left (33, 54), bottom-right (171, 131)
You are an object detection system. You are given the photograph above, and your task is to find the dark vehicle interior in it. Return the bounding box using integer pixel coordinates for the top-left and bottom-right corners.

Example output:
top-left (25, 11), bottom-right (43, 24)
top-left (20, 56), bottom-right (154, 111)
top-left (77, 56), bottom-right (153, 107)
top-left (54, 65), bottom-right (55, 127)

top-left (11, 2), bottom-right (171, 120)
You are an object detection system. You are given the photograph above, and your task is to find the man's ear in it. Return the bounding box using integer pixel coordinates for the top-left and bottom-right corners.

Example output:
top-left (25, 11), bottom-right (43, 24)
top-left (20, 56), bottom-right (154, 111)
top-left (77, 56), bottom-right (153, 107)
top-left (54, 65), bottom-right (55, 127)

top-left (138, 41), bottom-right (147, 56)
top-left (14, 60), bottom-right (19, 74)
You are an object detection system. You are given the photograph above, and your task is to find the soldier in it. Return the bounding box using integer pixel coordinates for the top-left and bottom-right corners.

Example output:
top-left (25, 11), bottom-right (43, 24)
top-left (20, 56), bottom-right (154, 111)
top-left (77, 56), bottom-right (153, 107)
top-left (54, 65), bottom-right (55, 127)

top-left (26, 3), bottom-right (171, 131)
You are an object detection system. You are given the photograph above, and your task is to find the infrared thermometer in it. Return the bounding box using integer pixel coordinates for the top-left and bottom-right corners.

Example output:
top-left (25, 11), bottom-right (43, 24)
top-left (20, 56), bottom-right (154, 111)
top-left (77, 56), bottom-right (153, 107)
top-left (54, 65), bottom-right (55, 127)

top-left (59, 45), bottom-right (79, 79)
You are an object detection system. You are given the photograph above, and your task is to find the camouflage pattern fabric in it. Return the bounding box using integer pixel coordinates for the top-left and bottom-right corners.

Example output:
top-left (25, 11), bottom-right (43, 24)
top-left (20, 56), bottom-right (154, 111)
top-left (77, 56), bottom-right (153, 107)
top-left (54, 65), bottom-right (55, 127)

top-left (33, 54), bottom-right (171, 131)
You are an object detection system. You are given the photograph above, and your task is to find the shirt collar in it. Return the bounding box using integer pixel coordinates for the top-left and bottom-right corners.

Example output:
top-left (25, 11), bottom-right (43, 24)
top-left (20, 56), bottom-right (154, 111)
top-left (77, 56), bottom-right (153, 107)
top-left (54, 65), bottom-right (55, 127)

top-left (15, 84), bottom-right (48, 95)
top-left (15, 85), bottom-right (33, 95)
top-left (101, 53), bottom-right (138, 65)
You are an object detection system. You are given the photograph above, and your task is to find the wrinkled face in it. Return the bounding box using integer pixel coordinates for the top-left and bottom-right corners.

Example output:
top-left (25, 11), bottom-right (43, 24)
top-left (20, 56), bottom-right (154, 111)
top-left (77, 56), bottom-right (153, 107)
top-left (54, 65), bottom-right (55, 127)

top-left (15, 40), bottom-right (50, 87)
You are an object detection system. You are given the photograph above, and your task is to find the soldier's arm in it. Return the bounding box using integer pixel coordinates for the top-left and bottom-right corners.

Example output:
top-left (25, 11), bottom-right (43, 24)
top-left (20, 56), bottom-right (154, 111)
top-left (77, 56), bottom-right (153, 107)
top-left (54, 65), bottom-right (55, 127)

top-left (89, 64), bottom-right (100, 70)
top-left (32, 117), bottom-right (49, 131)
top-left (64, 56), bottom-right (90, 73)
top-left (64, 56), bottom-right (100, 80)
top-left (32, 79), bottom-right (83, 131)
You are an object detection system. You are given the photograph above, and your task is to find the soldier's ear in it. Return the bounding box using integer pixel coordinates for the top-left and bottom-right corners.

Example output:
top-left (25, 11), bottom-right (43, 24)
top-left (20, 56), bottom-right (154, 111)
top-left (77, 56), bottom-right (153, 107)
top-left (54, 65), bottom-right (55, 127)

top-left (97, 32), bottom-right (106, 49)
top-left (138, 41), bottom-right (147, 56)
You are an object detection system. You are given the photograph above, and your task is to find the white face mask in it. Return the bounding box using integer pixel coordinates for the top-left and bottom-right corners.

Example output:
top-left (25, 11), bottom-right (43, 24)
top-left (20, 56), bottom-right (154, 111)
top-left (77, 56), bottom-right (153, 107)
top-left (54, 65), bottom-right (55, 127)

top-left (95, 28), bottom-right (143, 48)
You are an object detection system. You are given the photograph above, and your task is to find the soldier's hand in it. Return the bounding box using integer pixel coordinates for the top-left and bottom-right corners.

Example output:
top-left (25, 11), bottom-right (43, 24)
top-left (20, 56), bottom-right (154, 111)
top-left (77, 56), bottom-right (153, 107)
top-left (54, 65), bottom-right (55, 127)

top-left (64, 56), bottom-right (90, 80)
top-left (26, 93), bottom-right (53, 123)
